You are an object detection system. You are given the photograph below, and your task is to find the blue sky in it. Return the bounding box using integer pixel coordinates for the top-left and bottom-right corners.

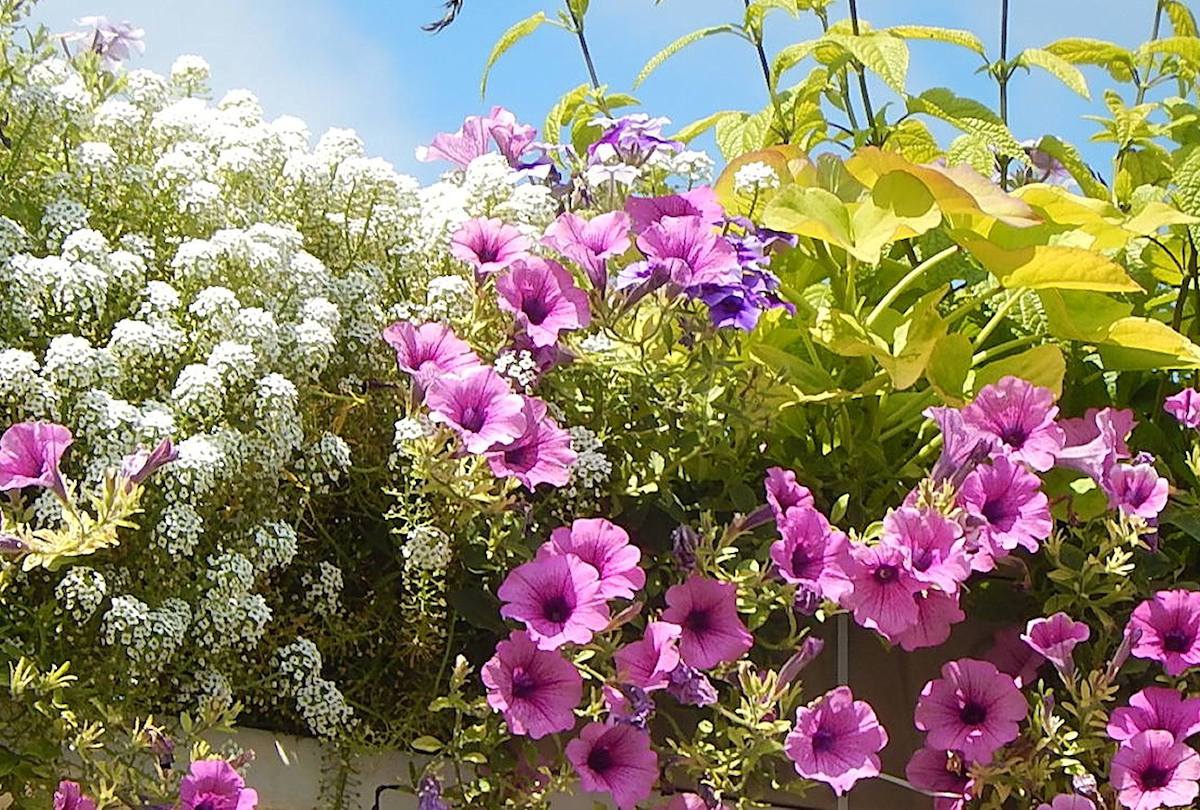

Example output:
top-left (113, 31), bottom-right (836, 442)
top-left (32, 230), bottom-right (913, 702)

top-left (31, 0), bottom-right (1166, 182)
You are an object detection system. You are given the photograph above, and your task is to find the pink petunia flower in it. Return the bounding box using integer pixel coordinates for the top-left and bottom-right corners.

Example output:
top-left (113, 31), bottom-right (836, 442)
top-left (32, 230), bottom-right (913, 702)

top-left (914, 658), bottom-right (1029, 764)
top-left (636, 215), bottom-right (741, 290)
top-left (840, 542), bottom-right (923, 637)
top-left (784, 686), bottom-right (888, 796)
top-left (905, 747), bottom-right (973, 810)
top-left (1104, 462), bottom-right (1169, 521)
top-left (1128, 590), bottom-right (1200, 677)
top-left (1164, 388), bottom-right (1200, 429)
top-left (661, 576), bottom-right (753, 670)
top-left (416, 112), bottom-right (493, 167)
top-left (985, 626), bottom-right (1045, 688)
top-left (1110, 729), bottom-right (1200, 810)
top-left (1056, 407), bottom-right (1135, 483)
top-left (881, 506), bottom-right (970, 594)
top-left (543, 211), bottom-right (632, 293)
top-left (179, 759), bottom-right (258, 810)
top-left (0, 421), bottom-right (73, 499)
top-left (498, 554), bottom-right (611, 650)
top-left (1021, 613), bottom-right (1090, 678)
top-left (382, 321), bottom-right (480, 390)
top-left (425, 366), bottom-right (527, 454)
top-left (481, 629), bottom-right (583, 739)
top-left (925, 405), bottom-right (996, 485)
top-left (769, 505), bottom-right (852, 602)
top-left (450, 217), bottom-right (532, 280)
top-left (614, 621), bottom-right (681, 691)
top-left (54, 781), bottom-right (97, 810)
top-left (539, 518), bottom-right (645, 601)
top-left (959, 455), bottom-right (1052, 571)
top-left (625, 187), bottom-right (725, 233)
top-left (118, 437), bottom-right (178, 491)
top-left (659, 794), bottom-right (726, 810)
top-left (764, 466), bottom-right (814, 522)
top-left (893, 590), bottom-right (966, 652)
top-left (496, 258), bottom-right (591, 348)
top-left (566, 722), bottom-right (659, 810)
top-left (1037, 796), bottom-right (1096, 810)
top-left (487, 107), bottom-right (539, 167)
top-left (1108, 687), bottom-right (1200, 745)
top-left (486, 397), bottom-right (576, 489)
top-left (962, 376), bottom-right (1065, 472)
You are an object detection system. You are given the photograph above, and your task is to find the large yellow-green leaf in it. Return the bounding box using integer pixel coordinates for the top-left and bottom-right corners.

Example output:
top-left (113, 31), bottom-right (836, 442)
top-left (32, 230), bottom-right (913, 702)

top-left (957, 237), bottom-right (1142, 292)
top-left (1044, 37), bottom-right (1135, 82)
top-left (714, 111), bottom-right (773, 159)
top-left (823, 32), bottom-right (910, 94)
top-left (1143, 36), bottom-right (1200, 69)
top-left (973, 345), bottom-right (1065, 397)
top-left (848, 170), bottom-right (942, 263)
top-left (762, 185), bottom-right (855, 250)
top-left (886, 25), bottom-right (985, 55)
top-left (1016, 47), bottom-right (1090, 99)
top-left (906, 88), bottom-right (1025, 160)
top-left (1123, 201), bottom-right (1200, 236)
top-left (885, 119), bottom-right (943, 164)
top-left (481, 12), bottom-right (547, 97)
top-left (1038, 289), bottom-right (1132, 342)
top-left (926, 333), bottom-right (972, 404)
top-left (1098, 318), bottom-right (1200, 370)
top-left (1165, 0), bottom-right (1199, 37)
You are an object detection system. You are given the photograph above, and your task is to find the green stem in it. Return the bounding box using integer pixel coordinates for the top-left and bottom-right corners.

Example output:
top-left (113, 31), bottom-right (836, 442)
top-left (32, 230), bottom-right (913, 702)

top-left (866, 245), bottom-right (959, 326)
top-left (847, 0), bottom-right (879, 143)
top-left (1136, 0), bottom-right (1166, 104)
top-left (567, 4), bottom-right (603, 92)
top-left (973, 288), bottom-right (1025, 347)
top-left (744, 0), bottom-right (790, 140)
top-left (997, 0), bottom-right (1012, 189)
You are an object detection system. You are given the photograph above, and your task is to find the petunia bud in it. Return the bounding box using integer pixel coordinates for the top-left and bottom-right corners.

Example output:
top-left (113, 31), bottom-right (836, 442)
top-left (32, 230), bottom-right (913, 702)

top-left (671, 525), bottom-right (699, 572)
top-left (778, 636), bottom-right (824, 690)
top-left (1072, 772), bottom-right (1099, 799)
top-left (1105, 626), bottom-right (1142, 681)
top-left (792, 584), bottom-right (821, 617)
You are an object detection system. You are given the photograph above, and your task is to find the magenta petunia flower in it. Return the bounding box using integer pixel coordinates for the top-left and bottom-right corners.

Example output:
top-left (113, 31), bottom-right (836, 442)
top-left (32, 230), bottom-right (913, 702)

top-left (382, 321), bottom-right (481, 389)
top-left (496, 258), bottom-right (591, 348)
top-left (881, 506), bottom-right (970, 594)
top-left (119, 437), bottom-right (177, 491)
top-left (985, 626), bottom-right (1045, 688)
top-left (893, 590), bottom-right (966, 652)
top-left (962, 376), bottom-right (1065, 472)
top-left (450, 217), bottom-right (532, 280)
top-left (764, 466), bottom-right (814, 522)
top-left (925, 405), bottom-right (995, 485)
top-left (667, 662), bottom-right (718, 706)
top-left (543, 211), bottom-right (632, 293)
top-left (632, 215), bottom-right (741, 290)
top-left (425, 366), bottom-right (527, 454)
top-left (959, 455), bottom-right (1052, 571)
top-left (615, 621), bottom-right (681, 692)
top-left (415, 112), bottom-right (493, 167)
top-left (625, 187), bottom-right (724, 233)
top-left (481, 629), bottom-right (583, 739)
top-left (1037, 796), bottom-right (1096, 810)
top-left (566, 722), bottom-right (659, 810)
top-left (0, 421), bottom-right (73, 499)
top-left (1021, 613), bottom-right (1090, 678)
top-left (1128, 590), bottom-right (1200, 676)
top-left (1104, 462), bottom-right (1169, 521)
top-left (486, 397), bottom-right (576, 489)
top-left (914, 658), bottom-right (1029, 764)
top-left (1110, 729), bottom-right (1200, 810)
top-left (1057, 407), bottom-right (1135, 483)
top-left (487, 107), bottom-right (539, 167)
top-left (840, 542), bottom-right (923, 637)
top-left (784, 686), bottom-right (888, 796)
top-left (1165, 388), bottom-right (1200, 429)
top-left (905, 747), bottom-right (973, 810)
top-left (179, 759), bottom-right (258, 810)
top-left (769, 505), bottom-right (852, 602)
top-left (54, 781), bottom-right (97, 810)
top-left (498, 554), bottom-right (611, 650)
top-left (1108, 687), bottom-right (1200, 745)
top-left (661, 576), bottom-right (753, 670)
top-left (539, 518), bottom-right (645, 601)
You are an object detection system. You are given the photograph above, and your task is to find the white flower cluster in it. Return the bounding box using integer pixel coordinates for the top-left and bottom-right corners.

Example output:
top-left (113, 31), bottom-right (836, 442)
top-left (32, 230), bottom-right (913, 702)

top-left (270, 636), bottom-right (354, 738)
top-left (100, 594), bottom-right (192, 675)
top-left (55, 567), bottom-right (108, 622)
top-left (301, 561), bottom-right (343, 617)
top-left (732, 161), bottom-right (781, 196)
top-left (494, 349), bottom-right (539, 393)
top-left (402, 525), bottom-right (453, 573)
top-left (565, 426), bottom-right (612, 500)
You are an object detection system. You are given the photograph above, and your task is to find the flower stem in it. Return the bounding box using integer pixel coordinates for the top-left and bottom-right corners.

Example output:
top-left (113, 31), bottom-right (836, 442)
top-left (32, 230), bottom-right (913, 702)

top-left (848, 0), bottom-right (879, 144)
top-left (866, 245), bottom-right (959, 327)
top-left (877, 772), bottom-right (966, 799)
top-left (1136, 0), bottom-right (1166, 104)
top-left (997, 0), bottom-right (1012, 189)
top-left (744, 0), bottom-right (791, 140)
top-left (567, 4), bottom-right (602, 90)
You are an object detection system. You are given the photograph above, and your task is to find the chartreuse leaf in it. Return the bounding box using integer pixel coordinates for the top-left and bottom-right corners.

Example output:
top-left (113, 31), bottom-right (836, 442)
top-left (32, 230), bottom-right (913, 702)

top-left (880, 286), bottom-right (948, 389)
top-left (1030, 135), bottom-right (1109, 199)
top-left (973, 345), bottom-right (1065, 397)
top-left (885, 119), bottom-right (943, 163)
top-left (823, 31), bottom-right (910, 94)
top-left (886, 25), bottom-right (985, 55)
top-left (1098, 319), bottom-right (1200, 369)
top-left (671, 110), bottom-right (741, 143)
top-left (1044, 37), bottom-right (1135, 82)
top-left (763, 186), bottom-right (855, 249)
top-left (480, 12), bottom-right (548, 97)
top-left (715, 145), bottom-right (813, 218)
top-left (955, 235), bottom-right (1142, 292)
top-left (1164, 0), bottom-right (1199, 37)
top-left (634, 25), bottom-right (740, 89)
top-left (906, 88), bottom-right (1025, 160)
top-left (946, 133), bottom-right (995, 176)
top-left (848, 170), bottom-right (942, 263)
top-left (544, 83), bottom-right (591, 145)
top-left (715, 111), bottom-right (773, 159)
top-left (1142, 36), bottom-right (1200, 69)
top-left (1016, 48), bottom-right (1090, 99)
top-left (1038, 289), bottom-right (1133, 341)
top-left (772, 40), bottom-right (821, 88)
top-left (926, 333), bottom-right (972, 404)
top-left (1172, 139), bottom-right (1200, 244)
top-left (1123, 201), bottom-right (1200, 236)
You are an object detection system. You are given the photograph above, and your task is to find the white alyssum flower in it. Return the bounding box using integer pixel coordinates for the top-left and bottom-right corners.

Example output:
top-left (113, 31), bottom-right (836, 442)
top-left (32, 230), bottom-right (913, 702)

top-left (733, 161), bottom-right (781, 195)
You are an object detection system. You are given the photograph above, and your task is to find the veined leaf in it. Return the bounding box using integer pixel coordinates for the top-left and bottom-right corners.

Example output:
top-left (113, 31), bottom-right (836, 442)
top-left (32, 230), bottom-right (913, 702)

top-left (946, 133), bottom-right (995, 176)
top-left (481, 12), bottom-right (547, 97)
top-left (906, 87), bottom-right (1024, 159)
top-left (926, 333), bottom-right (972, 404)
top-left (1098, 318), bottom-right (1200, 369)
top-left (763, 186), bottom-right (855, 249)
top-left (1142, 36), bottom-right (1200, 69)
top-left (715, 145), bottom-right (812, 218)
top-left (634, 25), bottom-right (740, 89)
top-left (671, 110), bottom-right (742, 143)
top-left (1165, 0), bottom-right (1199, 37)
top-left (1038, 289), bottom-right (1132, 342)
top-left (1032, 135), bottom-right (1109, 199)
top-left (1016, 47), bottom-right (1090, 99)
top-left (745, 0), bottom-right (801, 31)
top-left (882, 286), bottom-right (948, 389)
top-left (1123, 201), bottom-right (1200, 236)
top-left (544, 83), bottom-right (592, 145)
top-left (715, 110), bottom-right (772, 159)
top-left (886, 25), bottom-right (985, 55)
top-left (1044, 37), bottom-right (1135, 82)
top-left (772, 40), bottom-right (821, 87)
top-left (885, 119), bottom-right (943, 163)
top-left (823, 31), bottom-right (910, 94)
top-left (973, 345), bottom-right (1065, 397)
top-left (1171, 146), bottom-right (1200, 245)
top-left (957, 237), bottom-right (1143, 292)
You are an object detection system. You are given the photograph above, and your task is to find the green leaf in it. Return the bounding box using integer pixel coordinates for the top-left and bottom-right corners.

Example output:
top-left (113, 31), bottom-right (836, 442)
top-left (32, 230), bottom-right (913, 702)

top-left (1044, 37), bottom-right (1135, 82)
top-left (1143, 36), bottom-right (1200, 69)
top-left (1016, 47), bottom-right (1090, 99)
top-left (543, 83), bottom-right (592, 145)
top-left (1165, 0), bottom-right (1199, 37)
top-left (481, 12), bottom-right (547, 97)
top-left (715, 110), bottom-right (772, 159)
top-left (1097, 318), bottom-right (1200, 369)
top-left (973, 345), bottom-right (1065, 397)
top-left (772, 40), bottom-right (820, 87)
top-left (926, 333), bottom-right (972, 404)
top-left (906, 88), bottom-right (1024, 159)
top-left (885, 119), bottom-right (943, 163)
top-left (1033, 135), bottom-right (1109, 199)
top-left (957, 237), bottom-right (1143, 292)
top-left (763, 186), bottom-right (855, 248)
top-left (945, 133), bottom-right (996, 176)
top-left (1038, 289), bottom-right (1132, 342)
top-left (671, 110), bottom-right (741, 143)
top-left (634, 25), bottom-right (739, 89)
top-left (411, 736), bottom-right (443, 753)
top-left (886, 25), bottom-right (985, 55)
top-left (823, 31), bottom-right (910, 94)
top-left (1171, 145), bottom-right (1200, 245)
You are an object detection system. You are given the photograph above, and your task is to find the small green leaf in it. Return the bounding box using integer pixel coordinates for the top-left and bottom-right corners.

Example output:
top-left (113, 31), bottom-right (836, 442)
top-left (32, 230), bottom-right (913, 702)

top-left (411, 735), bottom-right (443, 753)
top-left (772, 40), bottom-right (821, 87)
top-left (480, 12), bottom-right (548, 97)
top-left (671, 110), bottom-right (741, 143)
top-left (886, 25), bottom-right (985, 55)
top-left (823, 31), bottom-right (910, 94)
top-left (1033, 135), bottom-right (1109, 199)
top-left (1044, 37), bottom-right (1135, 82)
top-left (634, 25), bottom-right (739, 89)
top-left (543, 83), bottom-right (592, 145)
top-left (973, 345), bottom-right (1065, 397)
top-left (1165, 0), bottom-right (1199, 37)
top-left (1016, 47), bottom-right (1090, 99)
top-left (926, 333), bottom-right (972, 404)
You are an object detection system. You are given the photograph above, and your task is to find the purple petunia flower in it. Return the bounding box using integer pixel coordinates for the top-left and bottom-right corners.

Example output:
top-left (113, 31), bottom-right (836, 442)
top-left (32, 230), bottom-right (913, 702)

top-left (769, 505), bottom-right (852, 602)
top-left (450, 217), bottom-right (532, 281)
top-left (614, 621), bottom-right (681, 692)
top-left (628, 216), bottom-right (741, 291)
top-left (481, 629), bottom-right (583, 739)
top-left (962, 376), bottom-right (1065, 472)
top-left (984, 626), bottom-right (1045, 689)
top-left (539, 518), bottom-right (645, 601)
top-left (959, 455), bottom-right (1053, 572)
top-left (661, 576), bottom-right (753, 669)
top-left (566, 722), bottom-right (659, 810)
top-left (486, 397), bottom-right (576, 489)
top-left (881, 506), bottom-right (971, 595)
top-left (840, 542), bottom-right (923, 637)
top-left (1104, 462), bottom-right (1169, 521)
top-left (784, 686), bottom-right (888, 796)
top-left (498, 553), bottom-right (611, 650)
top-left (893, 590), bottom-right (966, 652)
top-left (1021, 613), bottom-right (1090, 679)
top-left (1128, 590), bottom-right (1200, 676)
top-left (588, 114), bottom-right (680, 166)
top-left (666, 662), bottom-right (718, 706)
top-left (416, 106), bottom-right (537, 169)
top-left (0, 421), bottom-right (73, 499)
top-left (1036, 796), bottom-right (1095, 810)
top-left (425, 366), bottom-right (527, 454)
top-left (1109, 729), bottom-right (1200, 810)
top-left (417, 774), bottom-right (449, 810)
top-left (496, 258), bottom-right (591, 348)
top-left (54, 781), bottom-right (97, 810)
top-left (925, 405), bottom-right (996, 485)
top-left (179, 759), bottom-right (258, 810)
top-left (1165, 388), bottom-right (1200, 429)
top-left (1108, 687), bottom-right (1200, 745)
top-left (905, 747), bottom-right (973, 810)
top-left (543, 211), bottom-right (632, 294)
top-left (119, 437), bottom-right (177, 491)
top-left (487, 108), bottom-right (540, 168)
top-left (76, 16), bottom-right (144, 69)
top-left (625, 187), bottom-right (724, 233)
top-left (914, 658), bottom-right (1029, 764)
top-left (382, 321), bottom-right (481, 391)
top-left (602, 683), bottom-right (655, 729)
top-left (764, 466), bottom-right (814, 522)
top-left (1056, 407), bottom-right (1135, 483)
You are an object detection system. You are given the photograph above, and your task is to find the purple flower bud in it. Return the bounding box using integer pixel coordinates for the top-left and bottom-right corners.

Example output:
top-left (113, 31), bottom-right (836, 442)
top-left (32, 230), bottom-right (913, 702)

top-left (0, 533), bottom-right (26, 557)
top-left (667, 663), bottom-right (718, 707)
top-left (671, 525), bottom-right (699, 572)
top-left (147, 728), bottom-right (175, 769)
top-left (792, 584), bottom-right (821, 617)
top-left (418, 774), bottom-right (449, 810)
top-left (119, 438), bottom-right (178, 492)
top-left (1106, 626), bottom-right (1142, 681)
top-left (778, 637), bottom-right (824, 689)
top-left (1072, 772), bottom-right (1099, 798)
top-left (738, 503), bottom-right (775, 532)
top-left (615, 684), bottom-right (655, 730)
